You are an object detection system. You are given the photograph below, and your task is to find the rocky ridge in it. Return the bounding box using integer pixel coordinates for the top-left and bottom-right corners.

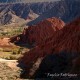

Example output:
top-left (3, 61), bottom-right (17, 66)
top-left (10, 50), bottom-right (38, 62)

top-left (1, 0), bottom-right (80, 25)
top-left (10, 17), bottom-right (65, 46)
top-left (19, 17), bottom-right (80, 78)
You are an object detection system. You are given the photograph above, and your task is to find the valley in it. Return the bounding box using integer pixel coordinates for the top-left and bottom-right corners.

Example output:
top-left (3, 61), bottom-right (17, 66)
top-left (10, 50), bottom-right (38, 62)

top-left (0, 0), bottom-right (80, 80)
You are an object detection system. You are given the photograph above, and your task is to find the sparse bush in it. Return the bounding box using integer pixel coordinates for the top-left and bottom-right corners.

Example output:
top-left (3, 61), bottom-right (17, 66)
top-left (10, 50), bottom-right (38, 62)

top-left (9, 55), bottom-right (17, 60)
top-left (12, 48), bottom-right (22, 55)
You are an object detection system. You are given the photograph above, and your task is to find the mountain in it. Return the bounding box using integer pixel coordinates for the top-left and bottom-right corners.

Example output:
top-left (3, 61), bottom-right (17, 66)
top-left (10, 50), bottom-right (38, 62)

top-left (26, 9), bottom-right (39, 20)
top-left (33, 52), bottom-right (80, 79)
top-left (19, 17), bottom-right (80, 78)
top-left (0, 2), bottom-right (56, 25)
top-left (28, 0), bottom-right (80, 25)
top-left (26, 17), bottom-right (64, 45)
top-left (0, 2), bottom-right (55, 19)
top-left (0, 0), bottom-right (59, 3)
top-left (11, 2), bottom-right (56, 19)
top-left (0, 9), bottom-right (26, 25)
top-left (10, 17), bottom-right (65, 46)
top-left (0, 0), bottom-right (80, 25)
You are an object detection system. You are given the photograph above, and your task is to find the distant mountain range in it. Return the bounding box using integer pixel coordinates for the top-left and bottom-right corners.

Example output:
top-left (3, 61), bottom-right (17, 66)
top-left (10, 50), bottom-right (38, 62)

top-left (28, 0), bottom-right (80, 25)
top-left (8, 0), bottom-right (80, 79)
top-left (0, 0), bottom-right (59, 3)
top-left (18, 16), bottom-right (80, 79)
top-left (0, 0), bottom-right (80, 25)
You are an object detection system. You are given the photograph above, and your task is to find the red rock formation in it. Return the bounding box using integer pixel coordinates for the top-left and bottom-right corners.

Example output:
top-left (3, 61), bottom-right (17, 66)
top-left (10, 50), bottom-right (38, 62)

top-left (19, 17), bottom-right (80, 78)
top-left (27, 17), bottom-right (65, 45)
top-left (10, 28), bottom-right (28, 44)
top-left (10, 17), bottom-right (65, 45)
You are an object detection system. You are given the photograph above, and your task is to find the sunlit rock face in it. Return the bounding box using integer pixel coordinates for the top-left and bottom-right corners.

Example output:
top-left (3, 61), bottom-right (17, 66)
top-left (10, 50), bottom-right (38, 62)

top-left (27, 17), bottom-right (65, 45)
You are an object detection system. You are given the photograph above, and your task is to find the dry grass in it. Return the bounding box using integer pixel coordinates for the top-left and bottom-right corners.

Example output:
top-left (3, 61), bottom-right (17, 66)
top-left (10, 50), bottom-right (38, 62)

top-left (0, 38), bottom-right (30, 60)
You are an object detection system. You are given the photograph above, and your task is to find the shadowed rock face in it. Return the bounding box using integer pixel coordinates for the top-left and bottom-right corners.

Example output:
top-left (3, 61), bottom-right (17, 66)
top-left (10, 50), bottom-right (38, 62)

top-left (19, 17), bottom-right (80, 78)
top-left (1, 0), bottom-right (80, 25)
top-left (0, 2), bottom-right (55, 25)
top-left (33, 52), bottom-right (80, 79)
top-left (10, 17), bottom-right (65, 45)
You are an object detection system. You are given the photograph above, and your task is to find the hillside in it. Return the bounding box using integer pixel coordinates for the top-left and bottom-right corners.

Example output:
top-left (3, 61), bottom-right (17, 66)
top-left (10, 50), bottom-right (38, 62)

top-left (0, 0), bottom-right (58, 3)
top-left (19, 17), bottom-right (80, 78)
top-left (0, 0), bottom-right (80, 25)
top-left (0, 10), bottom-right (26, 25)
top-left (0, 0), bottom-right (80, 79)
top-left (10, 17), bottom-right (65, 46)
top-left (28, 0), bottom-right (80, 25)
top-left (0, 2), bottom-right (55, 19)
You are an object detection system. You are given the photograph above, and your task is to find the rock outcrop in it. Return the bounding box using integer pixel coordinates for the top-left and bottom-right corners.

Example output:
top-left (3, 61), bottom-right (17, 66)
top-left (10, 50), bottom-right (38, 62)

top-left (19, 17), bottom-right (80, 78)
top-left (0, 2), bottom-right (54, 20)
top-left (10, 17), bottom-right (65, 45)
top-left (0, 62), bottom-right (21, 80)
top-left (0, 9), bottom-right (26, 25)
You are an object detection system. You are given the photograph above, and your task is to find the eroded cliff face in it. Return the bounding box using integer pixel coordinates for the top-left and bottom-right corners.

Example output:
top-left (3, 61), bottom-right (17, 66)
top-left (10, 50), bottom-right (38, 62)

top-left (0, 2), bottom-right (55, 19)
top-left (27, 17), bottom-right (65, 45)
top-left (10, 17), bottom-right (65, 46)
top-left (33, 52), bottom-right (80, 78)
top-left (28, 0), bottom-right (80, 25)
top-left (1, 0), bottom-right (80, 25)
top-left (19, 17), bottom-right (80, 78)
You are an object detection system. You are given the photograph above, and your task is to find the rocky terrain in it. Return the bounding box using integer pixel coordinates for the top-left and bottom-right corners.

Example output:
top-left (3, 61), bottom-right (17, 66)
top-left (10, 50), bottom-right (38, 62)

top-left (19, 17), bottom-right (80, 79)
top-left (0, 38), bottom-right (29, 80)
top-left (0, 61), bottom-right (21, 80)
top-left (10, 17), bottom-right (65, 46)
top-left (34, 52), bottom-right (80, 79)
top-left (0, 0), bottom-right (80, 26)
top-left (27, 17), bottom-right (65, 45)
top-left (0, 10), bottom-right (26, 26)
top-left (28, 0), bottom-right (80, 25)
top-left (0, 2), bottom-right (55, 25)
top-left (0, 0), bottom-right (80, 79)
top-left (0, 0), bottom-right (56, 3)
